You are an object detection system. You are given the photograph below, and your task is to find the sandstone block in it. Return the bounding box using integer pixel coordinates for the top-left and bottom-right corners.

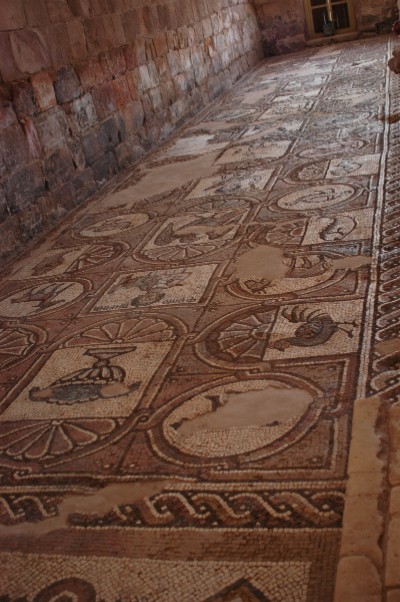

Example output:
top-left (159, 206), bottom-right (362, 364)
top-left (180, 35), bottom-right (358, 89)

top-left (0, 93), bottom-right (18, 131)
top-left (134, 38), bottom-right (146, 65)
top-left (81, 126), bottom-right (110, 164)
top-left (66, 19), bottom-right (87, 61)
top-left (334, 556), bottom-right (381, 602)
top-left (167, 50), bottom-right (182, 76)
top-left (85, 17), bottom-right (108, 56)
top-left (10, 28), bottom-right (51, 75)
top-left (111, 78), bottom-right (131, 109)
top-left (54, 65), bottom-right (81, 103)
top-left (75, 58), bottom-right (104, 91)
top-left (103, 13), bottom-right (125, 48)
top-left (18, 203), bottom-right (43, 242)
top-left (91, 82), bottom-right (117, 120)
top-left (390, 404), bottom-right (400, 486)
top-left (72, 168), bottom-right (97, 204)
top-left (140, 93), bottom-right (153, 122)
top-left (155, 56), bottom-right (170, 82)
top-left (31, 71), bottom-right (57, 111)
top-left (68, 0), bottom-right (91, 18)
top-left (386, 517), bottom-right (400, 586)
top-left (71, 93), bottom-right (97, 131)
top-left (122, 9), bottom-right (142, 43)
top-left (159, 80), bottom-right (176, 107)
top-left (130, 99), bottom-right (144, 130)
top-left (23, 0), bottom-right (50, 27)
top-left (99, 47), bottom-right (126, 80)
top-left (44, 147), bottom-right (75, 189)
top-left (153, 33), bottom-right (168, 58)
top-left (11, 80), bottom-right (37, 118)
top-left (46, 0), bottom-right (73, 23)
top-left (138, 64), bottom-right (153, 92)
top-left (0, 215), bottom-right (20, 260)
top-left (142, 5), bottom-right (159, 34)
top-left (148, 87), bottom-right (163, 112)
top-left (0, 32), bottom-right (24, 82)
top-left (165, 3), bottom-right (178, 30)
top-left (21, 118), bottom-right (42, 159)
top-left (92, 150), bottom-right (118, 185)
top-left (156, 5), bottom-right (168, 31)
top-left (0, 0), bottom-right (26, 31)
top-left (126, 69), bottom-right (139, 100)
top-left (1, 124), bottom-right (31, 171)
top-left (4, 161), bottom-right (45, 213)
top-left (100, 115), bottom-right (123, 147)
top-left (35, 107), bottom-right (69, 151)
top-left (46, 22), bottom-right (70, 67)
top-left (124, 45), bottom-right (137, 71)
top-left (0, 184), bottom-right (8, 222)
top-left (145, 39), bottom-right (156, 62)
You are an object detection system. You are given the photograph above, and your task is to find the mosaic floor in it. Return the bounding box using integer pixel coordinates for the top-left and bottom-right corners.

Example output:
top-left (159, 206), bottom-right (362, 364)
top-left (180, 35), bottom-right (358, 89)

top-left (0, 36), bottom-right (397, 601)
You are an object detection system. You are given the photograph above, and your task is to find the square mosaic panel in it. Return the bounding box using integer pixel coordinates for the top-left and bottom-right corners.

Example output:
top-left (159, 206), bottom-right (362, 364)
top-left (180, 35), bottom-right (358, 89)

top-left (90, 264), bottom-right (219, 311)
top-left (216, 140), bottom-right (291, 164)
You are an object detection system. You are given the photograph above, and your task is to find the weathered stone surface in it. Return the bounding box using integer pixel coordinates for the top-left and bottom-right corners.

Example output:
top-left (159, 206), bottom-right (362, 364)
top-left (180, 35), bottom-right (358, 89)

top-left (18, 203), bottom-right (43, 242)
top-left (10, 29), bottom-right (51, 73)
top-left (0, 184), bottom-right (8, 222)
top-left (21, 118), bottom-right (42, 159)
top-left (46, 22), bottom-right (70, 66)
top-left (92, 150), bottom-right (118, 184)
top-left (67, 0), bottom-right (91, 19)
top-left (91, 82), bottom-right (117, 120)
top-left (46, 0), bottom-right (73, 23)
top-left (71, 93), bottom-right (97, 132)
top-left (72, 167), bottom-right (97, 204)
top-left (386, 517), bottom-right (400, 587)
top-left (54, 65), bottom-right (81, 103)
top-left (112, 78), bottom-right (131, 110)
top-left (44, 147), bottom-right (75, 189)
top-left (389, 404), bottom-right (400, 486)
top-left (0, 33), bottom-right (22, 82)
top-left (1, 124), bottom-right (31, 171)
top-left (35, 107), bottom-right (69, 151)
top-left (334, 556), bottom-right (382, 602)
top-left (23, 0), bottom-right (50, 27)
top-left (31, 71), bottom-right (57, 111)
top-left (0, 0), bottom-right (26, 31)
top-left (3, 161), bottom-right (44, 213)
top-left (99, 47), bottom-right (126, 79)
top-left (75, 58), bottom-right (104, 90)
top-left (81, 126), bottom-right (110, 165)
top-left (66, 19), bottom-right (87, 61)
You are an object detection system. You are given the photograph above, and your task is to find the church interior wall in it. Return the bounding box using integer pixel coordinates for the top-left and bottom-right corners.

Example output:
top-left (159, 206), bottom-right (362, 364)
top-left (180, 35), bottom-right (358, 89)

top-left (0, 0), bottom-right (262, 265)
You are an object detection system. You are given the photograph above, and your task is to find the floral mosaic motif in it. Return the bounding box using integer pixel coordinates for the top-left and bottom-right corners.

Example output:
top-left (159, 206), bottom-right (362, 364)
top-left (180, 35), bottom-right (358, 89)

top-left (0, 327), bottom-right (39, 369)
top-left (207, 311), bottom-right (277, 363)
top-left (66, 317), bottom-right (177, 347)
top-left (0, 418), bottom-right (117, 460)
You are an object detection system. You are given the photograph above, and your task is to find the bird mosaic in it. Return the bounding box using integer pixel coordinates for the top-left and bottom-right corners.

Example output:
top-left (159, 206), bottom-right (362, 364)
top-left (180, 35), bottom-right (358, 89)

top-left (271, 305), bottom-right (358, 351)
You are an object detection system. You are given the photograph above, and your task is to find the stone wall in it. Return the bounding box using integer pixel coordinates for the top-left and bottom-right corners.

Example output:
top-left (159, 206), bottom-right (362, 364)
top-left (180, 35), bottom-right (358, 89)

top-left (0, 0), bottom-right (262, 264)
top-left (253, 0), bottom-right (398, 56)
